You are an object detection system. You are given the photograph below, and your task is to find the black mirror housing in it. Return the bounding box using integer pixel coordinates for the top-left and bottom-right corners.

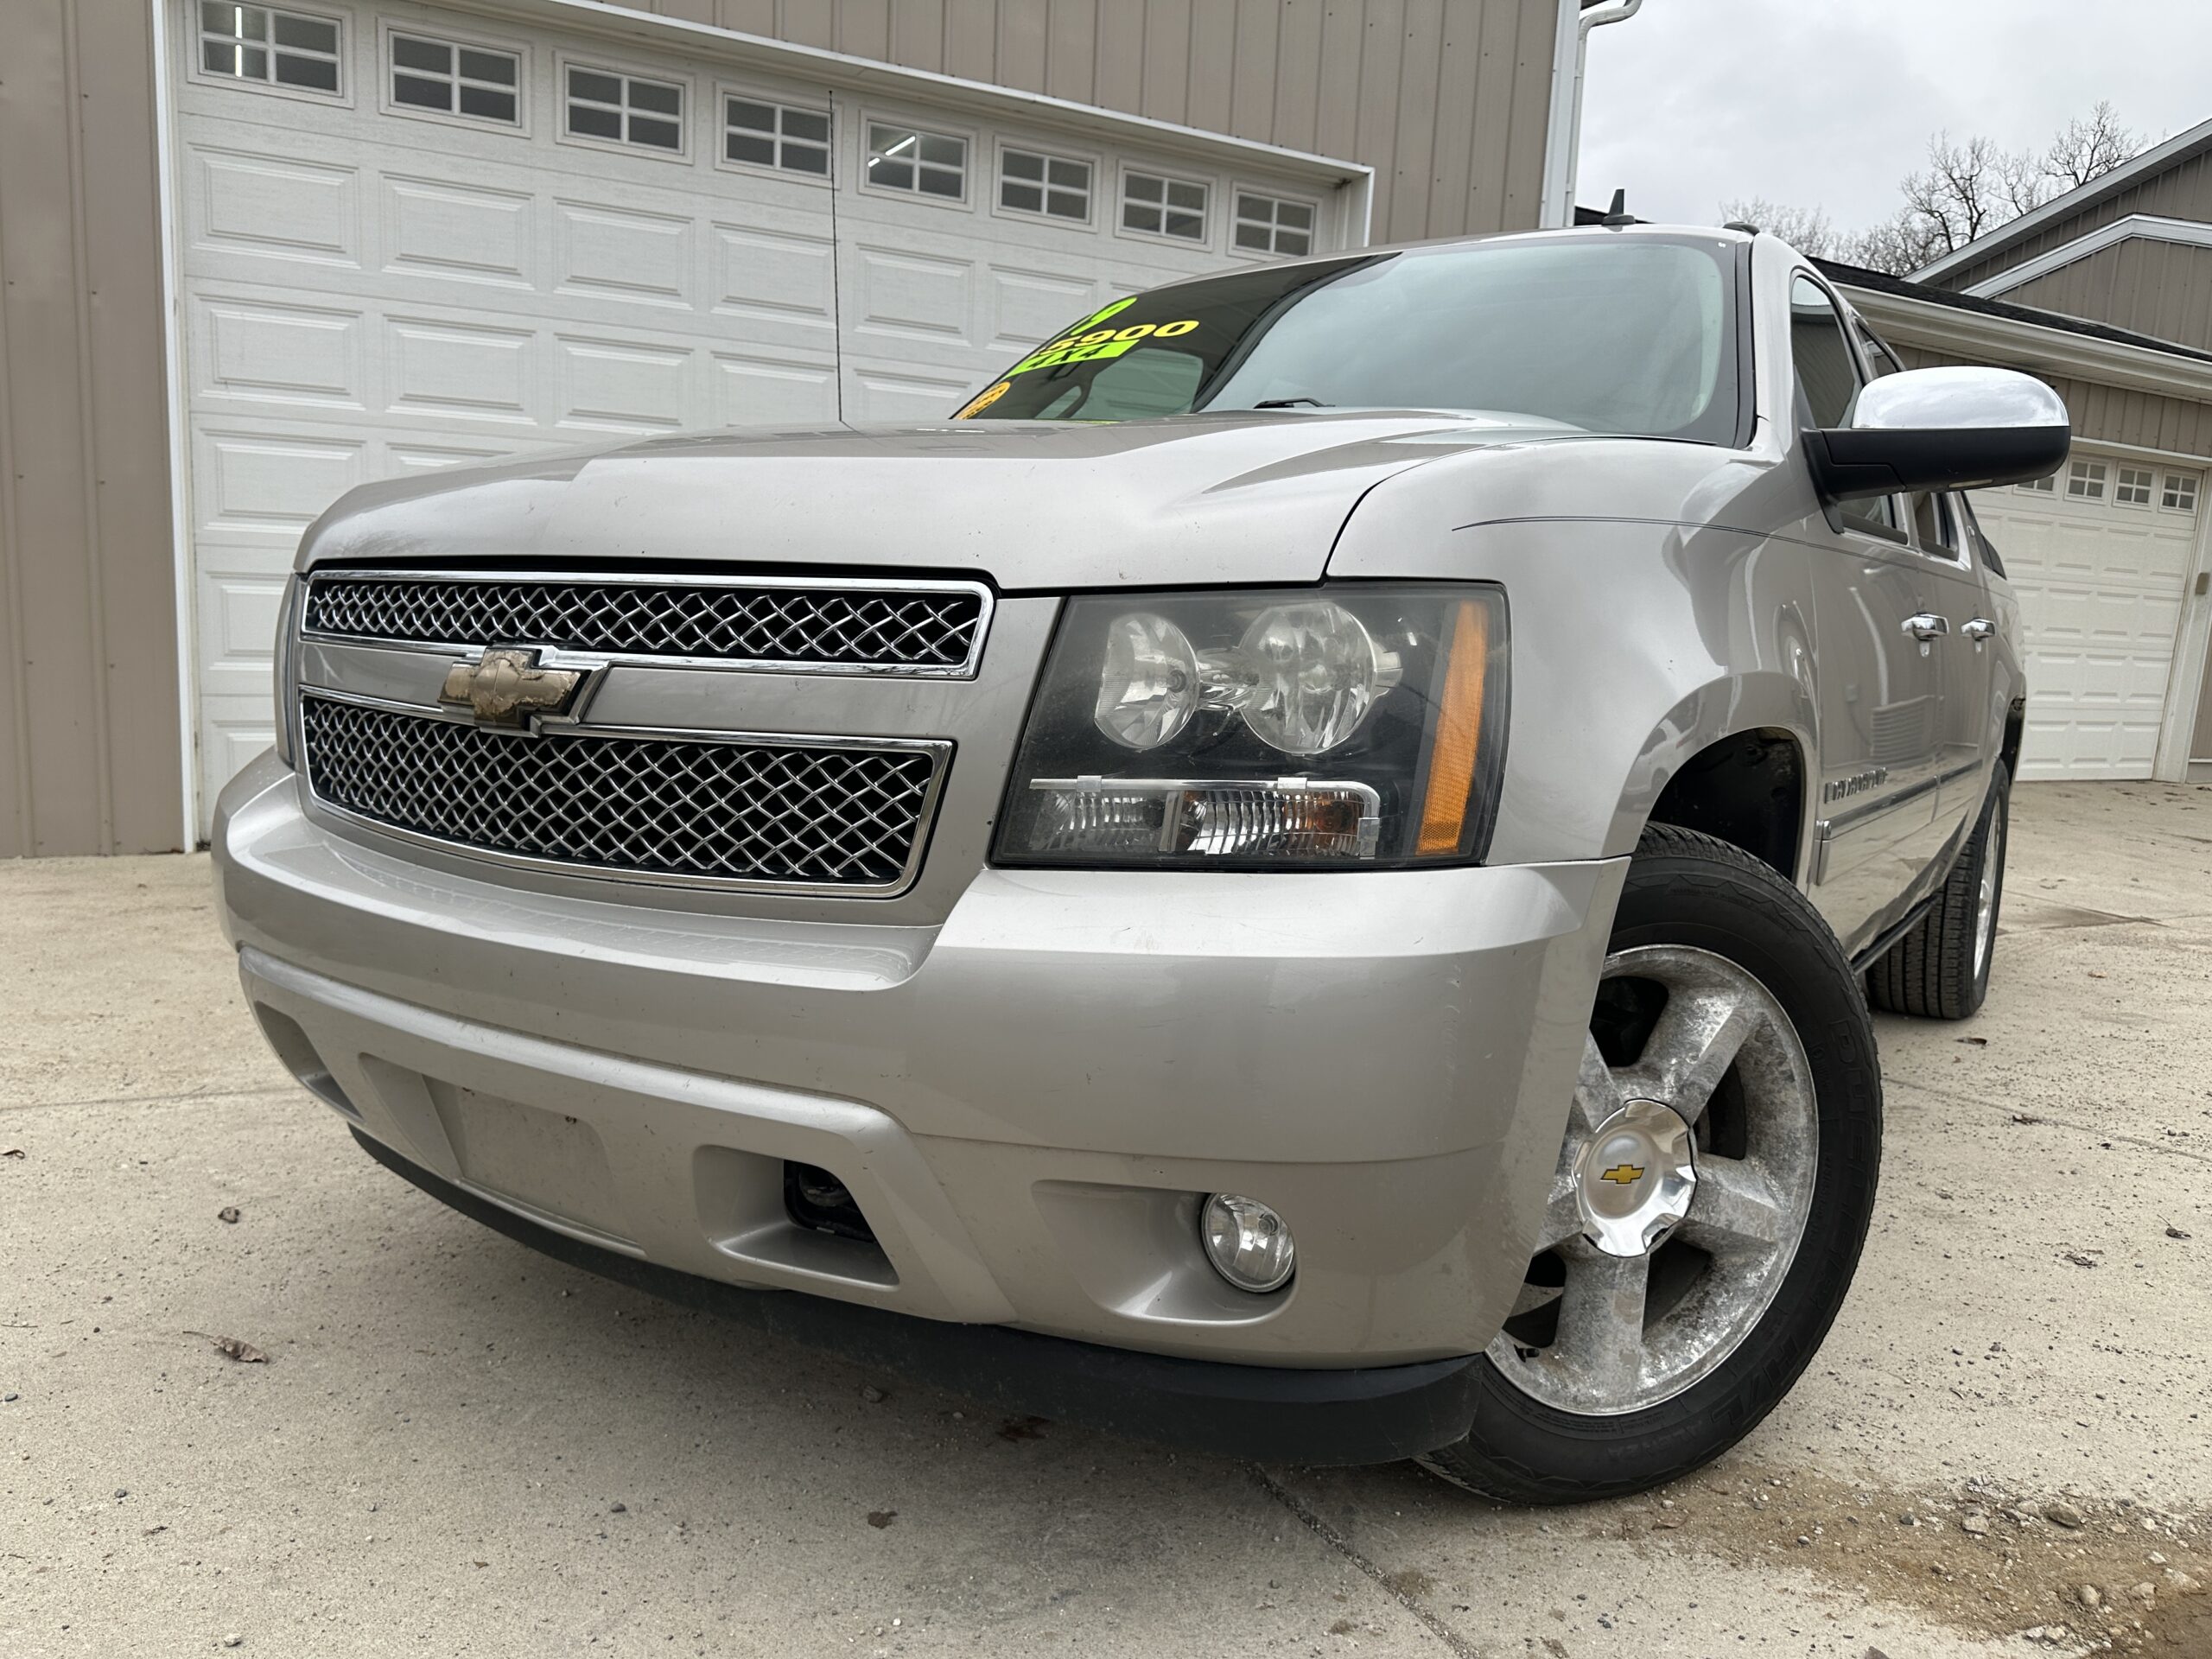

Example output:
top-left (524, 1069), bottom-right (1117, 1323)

top-left (1807, 422), bottom-right (2073, 501)
top-left (1806, 365), bottom-right (2072, 503)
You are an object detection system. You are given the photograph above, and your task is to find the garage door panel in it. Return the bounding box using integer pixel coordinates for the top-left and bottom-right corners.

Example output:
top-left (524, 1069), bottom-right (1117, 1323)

top-left (194, 295), bottom-right (367, 410)
top-left (711, 352), bottom-right (839, 425)
top-left (385, 315), bottom-right (539, 425)
top-left (1974, 473), bottom-right (2203, 779)
top-left (190, 146), bottom-right (361, 268)
top-left (986, 264), bottom-right (1103, 351)
top-left (552, 199), bottom-right (697, 309)
top-left (710, 222), bottom-right (837, 334)
top-left (194, 430), bottom-right (366, 536)
top-left (552, 334), bottom-right (700, 433)
top-left (379, 175), bottom-right (535, 288)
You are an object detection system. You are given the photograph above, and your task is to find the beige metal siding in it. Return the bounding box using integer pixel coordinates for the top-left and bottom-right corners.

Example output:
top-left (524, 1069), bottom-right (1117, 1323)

top-left (2001, 238), bottom-right (2212, 356)
top-left (628, 0), bottom-right (1562, 239)
top-left (0, 0), bottom-right (184, 856)
top-left (1940, 146), bottom-right (2212, 294)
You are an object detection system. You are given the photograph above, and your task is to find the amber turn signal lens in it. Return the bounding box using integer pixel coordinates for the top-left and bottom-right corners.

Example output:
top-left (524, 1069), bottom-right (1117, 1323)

top-left (1415, 599), bottom-right (1491, 855)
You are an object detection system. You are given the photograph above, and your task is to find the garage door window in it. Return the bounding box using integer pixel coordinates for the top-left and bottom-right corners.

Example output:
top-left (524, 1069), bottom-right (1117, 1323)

top-left (2164, 473), bottom-right (2199, 512)
top-left (724, 97), bottom-right (830, 176)
top-left (1233, 192), bottom-right (1314, 256)
top-left (199, 3), bottom-right (342, 95)
top-left (2116, 465), bottom-right (2155, 506)
top-left (1122, 171), bottom-right (1208, 242)
top-left (388, 33), bottom-right (519, 125)
top-left (2068, 458), bottom-right (2107, 500)
top-left (866, 124), bottom-right (967, 200)
top-left (2018, 473), bottom-right (2055, 493)
top-left (1000, 148), bottom-right (1090, 221)
top-left (565, 65), bottom-right (684, 155)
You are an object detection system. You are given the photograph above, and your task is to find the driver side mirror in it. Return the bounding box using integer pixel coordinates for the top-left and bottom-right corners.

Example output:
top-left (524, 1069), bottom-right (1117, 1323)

top-left (1807, 365), bottom-right (2070, 502)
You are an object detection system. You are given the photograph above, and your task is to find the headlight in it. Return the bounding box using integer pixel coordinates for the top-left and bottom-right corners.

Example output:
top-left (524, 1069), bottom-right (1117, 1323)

top-left (995, 585), bottom-right (1507, 870)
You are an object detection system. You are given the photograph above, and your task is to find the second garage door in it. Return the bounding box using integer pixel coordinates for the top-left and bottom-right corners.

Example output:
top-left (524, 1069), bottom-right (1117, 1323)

top-left (1971, 452), bottom-right (2208, 779)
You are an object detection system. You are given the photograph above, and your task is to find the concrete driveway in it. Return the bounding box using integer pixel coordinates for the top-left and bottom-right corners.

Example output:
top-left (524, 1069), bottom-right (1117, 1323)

top-left (3, 782), bottom-right (2209, 1657)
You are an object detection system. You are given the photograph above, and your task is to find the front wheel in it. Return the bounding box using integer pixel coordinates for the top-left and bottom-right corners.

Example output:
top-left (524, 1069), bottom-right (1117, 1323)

top-left (1420, 825), bottom-right (1881, 1504)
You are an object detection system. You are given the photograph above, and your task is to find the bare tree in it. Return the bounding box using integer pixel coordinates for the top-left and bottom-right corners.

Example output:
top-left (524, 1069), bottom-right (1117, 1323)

top-left (1717, 196), bottom-right (1837, 257)
top-left (1899, 132), bottom-right (2017, 257)
top-left (1715, 105), bottom-right (2145, 278)
top-left (2043, 100), bottom-right (2139, 192)
top-left (1835, 207), bottom-right (1952, 276)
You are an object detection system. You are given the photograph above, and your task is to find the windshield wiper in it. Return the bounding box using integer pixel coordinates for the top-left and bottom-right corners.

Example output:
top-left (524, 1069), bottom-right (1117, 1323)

top-left (1253, 397), bottom-right (1330, 409)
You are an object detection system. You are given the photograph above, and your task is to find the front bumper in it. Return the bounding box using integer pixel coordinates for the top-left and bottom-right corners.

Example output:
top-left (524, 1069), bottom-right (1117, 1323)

top-left (353, 1126), bottom-right (1487, 1464)
top-left (215, 751), bottom-right (1624, 1393)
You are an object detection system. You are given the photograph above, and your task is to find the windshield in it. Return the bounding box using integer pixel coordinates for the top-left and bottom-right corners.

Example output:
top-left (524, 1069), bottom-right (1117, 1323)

top-left (955, 234), bottom-right (1740, 444)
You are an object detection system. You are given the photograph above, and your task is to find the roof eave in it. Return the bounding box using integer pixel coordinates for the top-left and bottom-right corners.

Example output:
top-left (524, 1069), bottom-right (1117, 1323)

top-left (1835, 276), bottom-right (2212, 404)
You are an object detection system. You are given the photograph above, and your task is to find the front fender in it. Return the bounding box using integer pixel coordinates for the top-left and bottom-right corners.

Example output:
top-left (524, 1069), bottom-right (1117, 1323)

top-left (1330, 506), bottom-right (1824, 868)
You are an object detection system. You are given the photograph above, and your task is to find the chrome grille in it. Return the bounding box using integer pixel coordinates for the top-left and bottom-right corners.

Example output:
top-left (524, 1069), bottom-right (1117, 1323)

top-left (300, 696), bottom-right (945, 891)
top-left (303, 570), bottom-right (989, 675)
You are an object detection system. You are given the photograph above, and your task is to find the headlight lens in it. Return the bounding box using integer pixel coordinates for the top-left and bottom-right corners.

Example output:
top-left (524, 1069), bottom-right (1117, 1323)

top-left (1237, 600), bottom-right (1401, 756)
top-left (995, 585), bottom-right (1507, 870)
top-left (1095, 611), bottom-right (1200, 749)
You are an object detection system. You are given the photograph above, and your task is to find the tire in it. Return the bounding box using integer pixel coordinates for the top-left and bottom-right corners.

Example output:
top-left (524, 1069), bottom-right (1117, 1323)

top-left (1866, 761), bottom-right (2012, 1021)
top-left (1419, 824), bottom-right (1882, 1505)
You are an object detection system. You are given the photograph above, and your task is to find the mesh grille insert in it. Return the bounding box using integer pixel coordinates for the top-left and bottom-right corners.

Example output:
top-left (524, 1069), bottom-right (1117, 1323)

top-left (301, 696), bottom-right (943, 888)
top-left (303, 574), bottom-right (986, 671)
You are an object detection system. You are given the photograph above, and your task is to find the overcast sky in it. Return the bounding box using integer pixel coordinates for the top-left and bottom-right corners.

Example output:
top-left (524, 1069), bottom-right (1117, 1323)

top-left (1578, 0), bottom-right (2212, 235)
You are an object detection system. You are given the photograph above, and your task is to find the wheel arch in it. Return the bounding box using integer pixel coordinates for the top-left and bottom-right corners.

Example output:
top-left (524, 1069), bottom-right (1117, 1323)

top-left (1605, 671), bottom-right (1820, 886)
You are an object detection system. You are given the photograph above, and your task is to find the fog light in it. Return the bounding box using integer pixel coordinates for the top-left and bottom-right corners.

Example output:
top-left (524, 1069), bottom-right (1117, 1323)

top-left (1200, 1194), bottom-right (1295, 1293)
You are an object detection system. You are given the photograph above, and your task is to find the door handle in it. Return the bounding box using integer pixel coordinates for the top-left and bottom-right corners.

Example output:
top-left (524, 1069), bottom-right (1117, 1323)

top-left (1960, 617), bottom-right (1997, 644)
top-left (1903, 613), bottom-right (1950, 641)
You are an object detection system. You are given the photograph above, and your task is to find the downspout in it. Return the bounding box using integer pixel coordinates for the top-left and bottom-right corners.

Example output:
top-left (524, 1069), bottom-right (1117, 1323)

top-left (1538, 0), bottom-right (1643, 229)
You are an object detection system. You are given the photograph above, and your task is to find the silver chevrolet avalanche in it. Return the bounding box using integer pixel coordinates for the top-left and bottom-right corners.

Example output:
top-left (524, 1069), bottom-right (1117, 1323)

top-left (213, 226), bottom-right (2068, 1502)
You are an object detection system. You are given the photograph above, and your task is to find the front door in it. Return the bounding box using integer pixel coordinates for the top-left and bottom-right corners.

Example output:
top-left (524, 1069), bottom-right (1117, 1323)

top-left (1785, 274), bottom-right (1961, 954)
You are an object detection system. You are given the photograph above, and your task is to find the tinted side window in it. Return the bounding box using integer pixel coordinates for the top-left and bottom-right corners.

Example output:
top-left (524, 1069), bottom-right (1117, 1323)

top-left (1790, 276), bottom-right (1859, 429)
top-left (1791, 275), bottom-right (1897, 535)
top-left (1910, 490), bottom-right (1959, 556)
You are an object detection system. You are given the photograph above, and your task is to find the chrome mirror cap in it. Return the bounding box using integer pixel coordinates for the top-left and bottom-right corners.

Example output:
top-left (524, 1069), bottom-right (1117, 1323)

top-left (1847, 365), bottom-right (2069, 435)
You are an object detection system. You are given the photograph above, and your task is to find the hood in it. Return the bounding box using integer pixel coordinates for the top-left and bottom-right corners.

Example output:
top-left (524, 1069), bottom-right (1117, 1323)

top-left (296, 413), bottom-right (1586, 590)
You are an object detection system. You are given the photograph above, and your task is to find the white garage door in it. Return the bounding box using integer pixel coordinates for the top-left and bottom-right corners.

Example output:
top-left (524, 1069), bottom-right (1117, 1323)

top-left (1971, 454), bottom-right (2207, 779)
top-left (173, 0), bottom-right (1337, 830)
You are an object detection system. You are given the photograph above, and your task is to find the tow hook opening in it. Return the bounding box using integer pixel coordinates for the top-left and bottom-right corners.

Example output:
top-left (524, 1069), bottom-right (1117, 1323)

top-left (783, 1160), bottom-right (880, 1247)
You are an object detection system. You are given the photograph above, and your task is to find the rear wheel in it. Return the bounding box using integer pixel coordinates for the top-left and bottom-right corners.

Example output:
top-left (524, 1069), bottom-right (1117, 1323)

top-left (1866, 761), bottom-right (2011, 1020)
top-left (1419, 825), bottom-right (1881, 1504)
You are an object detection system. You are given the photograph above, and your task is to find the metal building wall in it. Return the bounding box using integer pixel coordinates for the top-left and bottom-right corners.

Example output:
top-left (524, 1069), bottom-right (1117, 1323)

top-left (632, 0), bottom-right (1565, 240)
top-left (1936, 143), bottom-right (2212, 296)
top-left (0, 0), bottom-right (185, 856)
top-left (2001, 238), bottom-right (2212, 358)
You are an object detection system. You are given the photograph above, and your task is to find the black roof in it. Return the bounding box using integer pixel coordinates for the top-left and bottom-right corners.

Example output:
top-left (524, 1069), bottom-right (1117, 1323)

top-left (1810, 256), bottom-right (2212, 367)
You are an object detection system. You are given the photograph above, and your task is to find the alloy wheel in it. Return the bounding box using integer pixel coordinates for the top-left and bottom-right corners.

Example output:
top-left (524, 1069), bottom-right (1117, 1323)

top-left (1486, 944), bottom-right (1820, 1416)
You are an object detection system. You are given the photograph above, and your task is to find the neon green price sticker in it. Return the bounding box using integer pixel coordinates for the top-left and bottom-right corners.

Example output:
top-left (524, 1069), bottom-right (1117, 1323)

top-left (1004, 315), bottom-right (1201, 377)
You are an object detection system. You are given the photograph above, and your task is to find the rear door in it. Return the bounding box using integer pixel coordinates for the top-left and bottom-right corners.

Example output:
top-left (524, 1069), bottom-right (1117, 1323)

top-left (1906, 488), bottom-right (1998, 830)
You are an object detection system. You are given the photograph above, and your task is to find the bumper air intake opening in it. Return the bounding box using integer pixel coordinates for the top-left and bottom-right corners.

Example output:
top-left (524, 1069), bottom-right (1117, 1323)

top-left (252, 1004), bottom-right (360, 1119)
top-left (692, 1147), bottom-right (899, 1289)
top-left (784, 1161), bottom-right (880, 1246)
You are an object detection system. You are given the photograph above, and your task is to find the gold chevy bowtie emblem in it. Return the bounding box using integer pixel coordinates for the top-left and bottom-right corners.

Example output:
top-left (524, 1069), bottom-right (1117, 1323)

top-left (1599, 1164), bottom-right (1645, 1185)
top-left (439, 647), bottom-right (588, 729)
